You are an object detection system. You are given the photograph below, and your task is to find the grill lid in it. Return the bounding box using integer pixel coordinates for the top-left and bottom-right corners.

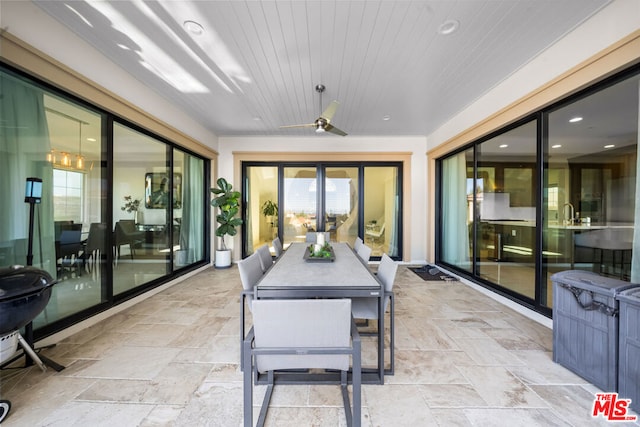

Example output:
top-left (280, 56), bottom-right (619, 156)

top-left (0, 266), bottom-right (55, 303)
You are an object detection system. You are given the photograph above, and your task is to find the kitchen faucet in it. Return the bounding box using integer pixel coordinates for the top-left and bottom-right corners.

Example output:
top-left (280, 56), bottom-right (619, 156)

top-left (563, 202), bottom-right (575, 224)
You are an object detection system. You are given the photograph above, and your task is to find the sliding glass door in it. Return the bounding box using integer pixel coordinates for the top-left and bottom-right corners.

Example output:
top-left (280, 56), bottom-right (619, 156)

top-left (325, 167), bottom-right (359, 247)
top-left (283, 166), bottom-right (318, 245)
top-left (242, 162), bottom-right (402, 259)
top-left (245, 165), bottom-right (279, 255)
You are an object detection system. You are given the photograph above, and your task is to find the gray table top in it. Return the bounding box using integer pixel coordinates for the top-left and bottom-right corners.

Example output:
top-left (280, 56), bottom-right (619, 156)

top-left (257, 242), bottom-right (381, 290)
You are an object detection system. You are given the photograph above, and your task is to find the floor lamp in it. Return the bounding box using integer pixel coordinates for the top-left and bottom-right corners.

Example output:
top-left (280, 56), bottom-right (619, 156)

top-left (23, 177), bottom-right (64, 371)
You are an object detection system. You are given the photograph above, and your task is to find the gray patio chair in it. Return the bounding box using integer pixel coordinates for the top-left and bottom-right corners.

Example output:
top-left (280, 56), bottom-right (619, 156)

top-left (305, 231), bottom-right (330, 243)
top-left (351, 253), bottom-right (397, 374)
top-left (256, 244), bottom-right (273, 272)
top-left (353, 236), bottom-right (364, 252)
top-left (356, 243), bottom-right (372, 263)
top-left (238, 252), bottom-right (264, 370)
top-left (243, 299), bottom-right (361, 427)
top-left (272, 237), bottom-right (283, 257)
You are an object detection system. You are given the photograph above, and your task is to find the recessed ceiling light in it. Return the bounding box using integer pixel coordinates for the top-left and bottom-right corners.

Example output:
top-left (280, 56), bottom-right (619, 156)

top-left (499, 144), bottom-right (508, 148)
top-left (253, 117), bottom-right (262, 121)
top-left (382, 115), bottom-right (391, 121)
top-left (87, 137), bottom-right (97, 142)
top-left (184, 20), bottom-right (204, 36)
top-left (569, 117), bottom-right (583, 123)
top-left (551, 144), bottom-right (562, 148)
top-left (438, 20), bottom-right (459, 35)
top-left (604, 144), bottom-right (615, 149)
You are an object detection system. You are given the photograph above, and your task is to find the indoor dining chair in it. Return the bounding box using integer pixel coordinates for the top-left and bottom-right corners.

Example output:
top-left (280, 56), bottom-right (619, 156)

top-left (238, 252), bottom-right (264, 370)
top-left (243, 299), bottom-right (361, 427)
top-left (350, 253), bottom-right (398, 374)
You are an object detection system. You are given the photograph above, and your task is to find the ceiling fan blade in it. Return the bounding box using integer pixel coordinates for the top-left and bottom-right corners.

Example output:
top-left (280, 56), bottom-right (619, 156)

top-left (325, 123), bottom-right (348, 136)
top-left (320, 100), bottom-right (340, 121)
top-left (279, 123), bottom-right (316, 129)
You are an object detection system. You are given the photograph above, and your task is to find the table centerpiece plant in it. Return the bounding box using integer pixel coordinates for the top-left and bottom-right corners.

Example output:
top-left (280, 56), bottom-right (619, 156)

top-left (308, 241), bottom-right (334, 259)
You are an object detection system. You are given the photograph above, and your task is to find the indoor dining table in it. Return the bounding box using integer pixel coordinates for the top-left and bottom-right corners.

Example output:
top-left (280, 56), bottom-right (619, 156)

top-left (253, 241), bottom-right (387, 385)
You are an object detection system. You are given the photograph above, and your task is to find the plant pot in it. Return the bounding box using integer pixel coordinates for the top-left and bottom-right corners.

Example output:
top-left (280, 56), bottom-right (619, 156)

top-left (215, 249), bottom-right (232, 269)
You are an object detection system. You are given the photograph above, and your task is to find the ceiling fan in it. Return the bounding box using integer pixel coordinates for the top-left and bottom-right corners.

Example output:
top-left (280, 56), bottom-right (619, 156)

top-left (280, 84), bottom-right (348, 136)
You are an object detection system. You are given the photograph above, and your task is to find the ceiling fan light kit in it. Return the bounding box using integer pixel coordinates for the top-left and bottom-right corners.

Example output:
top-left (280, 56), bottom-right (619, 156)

top-left (280, 84), bottom-right (348, 136)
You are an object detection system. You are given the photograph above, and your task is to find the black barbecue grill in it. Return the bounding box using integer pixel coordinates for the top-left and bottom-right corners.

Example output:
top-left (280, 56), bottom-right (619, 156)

top-left (0, 265), bottom-right (57, 423)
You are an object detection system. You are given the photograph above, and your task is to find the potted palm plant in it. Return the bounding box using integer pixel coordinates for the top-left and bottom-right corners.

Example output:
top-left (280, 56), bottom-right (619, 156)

top-left (211, 177), bottom-right (243, 268)
top-left (261, 200), bottom-right (278, 227)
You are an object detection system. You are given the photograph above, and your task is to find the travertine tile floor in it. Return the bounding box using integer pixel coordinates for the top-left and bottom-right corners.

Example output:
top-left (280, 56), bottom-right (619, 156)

top-left (1, 265), bottom-right (639, 426)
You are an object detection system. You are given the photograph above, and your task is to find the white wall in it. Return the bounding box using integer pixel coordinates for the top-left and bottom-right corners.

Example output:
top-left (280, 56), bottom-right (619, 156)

top-left (427, 0), bottom-right (640, 149)
top-left (218, 136), bottom-right (428, 262)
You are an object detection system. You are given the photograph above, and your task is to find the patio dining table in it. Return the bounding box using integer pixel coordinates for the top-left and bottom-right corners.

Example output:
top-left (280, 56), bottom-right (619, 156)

top-left (253, 241), bottom-right (387, 384)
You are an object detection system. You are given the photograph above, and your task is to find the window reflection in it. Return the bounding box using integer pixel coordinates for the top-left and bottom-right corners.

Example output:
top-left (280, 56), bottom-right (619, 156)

top-left (544, 72), bottom-right (640, 306)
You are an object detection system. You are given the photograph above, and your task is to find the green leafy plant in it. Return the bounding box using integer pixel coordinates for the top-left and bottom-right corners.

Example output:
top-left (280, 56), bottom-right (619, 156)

top-left (308, 242), bottom-right (333, 258)
top-left (211, 178), bottom-right (243, 250)
top-left (261, 200), bottom-right (278, 217)
top-left (121, 195), bottom-right (141, 213)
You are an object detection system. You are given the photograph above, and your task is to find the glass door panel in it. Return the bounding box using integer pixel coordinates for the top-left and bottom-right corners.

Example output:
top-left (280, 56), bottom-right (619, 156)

top-left (172, 148), bottom-right (205, 269)
top-left (441, 149), bottom-right (473, 273)
top-left (325, 167), bottom-right (358, 245)
top-left (246, 166), bottom-right (279, 255)
top-left (113, 123), bottom-right (169, 295)
top-left (283, 167), bottom-right (317, 246)
top-left (475, 121), bottom-right (537, 300)
top-left (545, 72), bottom-right (640, 308)
top-left (363, 166), bottom-right (399, 257)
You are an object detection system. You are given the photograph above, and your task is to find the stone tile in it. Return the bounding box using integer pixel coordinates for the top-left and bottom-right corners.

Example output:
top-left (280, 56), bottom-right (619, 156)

top-left (389, 350), bottom-right (471, 384)
top-left (38, 401), bottom-right (154, 426)
top-left (461, 408), bottom-right (571, 426)
top-left (365, 384), bottom-right (438, 426)
top-left (457, 366), bottom-right (548, 408)
top-left (3, 265), bottom-right (616, 426)
top-left (530, 384), bottom-right (640, 427)
top-left (69, 345), bottom-right (182, 380)
top-left (419, 384), bottom-right (488, 408)
top-left (508, 350), bottom-right (589, 385)
top-left (76, 362), bottom-right (211, 404)
top-left (452, 337), bottom-right (526, 366)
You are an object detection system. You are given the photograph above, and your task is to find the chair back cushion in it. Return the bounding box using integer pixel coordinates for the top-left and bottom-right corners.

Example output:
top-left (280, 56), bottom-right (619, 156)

top-left (253, 299), bottom-right (351, 372)
top-left (272, 237), bottom-right (283, 257)
top-left (356, 244), bottom-right (371, 262)
top-left (377, 253), bottom-right (398, 293)
top-left (238, 252), bottom-right (263, 292)
top-left (354, 237), bottom-right (364, 252)
top-left (256, 244), bottom-right (273, 272)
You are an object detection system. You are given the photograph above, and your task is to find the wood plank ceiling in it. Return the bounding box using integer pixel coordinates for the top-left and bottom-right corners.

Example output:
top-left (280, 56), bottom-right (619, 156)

top-left (34, 0), bottom-right (611, 137)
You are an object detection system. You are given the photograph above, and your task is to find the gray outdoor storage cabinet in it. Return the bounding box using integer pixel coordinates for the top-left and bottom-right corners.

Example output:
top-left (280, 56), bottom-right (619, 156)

top-left (552, 270), bottom-right (636, 392)
top-left (617, 287), bottom-right (640, 412)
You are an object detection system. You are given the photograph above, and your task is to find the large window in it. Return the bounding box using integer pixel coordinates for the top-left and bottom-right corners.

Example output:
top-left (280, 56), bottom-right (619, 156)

top-left (437, 65), bottom-right (640, 315)
top-left (0, 64), bottom-right (208, 339)
top-left (53, 169), bottom-right (84, 222)
top-left (476, 121), bottom-right (537, 301)
top-left (543, 70), bottom-right (640, 308)
top-left (242, 162), bottom-right (402, 260)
